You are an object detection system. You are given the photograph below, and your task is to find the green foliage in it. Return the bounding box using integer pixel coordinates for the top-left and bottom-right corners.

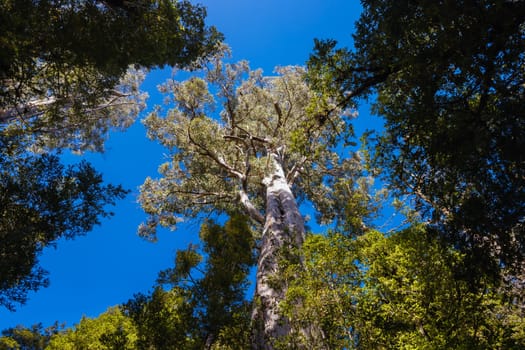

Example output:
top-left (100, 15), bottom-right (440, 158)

top-left (0, 0), bottom-right (220, 309)
top-left (5, 222), bottom-right (523, 349)
top-left (280, 231), bottom-right (360, 349)
top-left (139, 48), bottom-right (371, 238)
top-left (46, 307), bottom-right (137, 350)
top-left (125, 214), bottom-right (255, 349)
top-left (0, 0), bottom-right (220, 76)
top-left (0, 137), bottom-right (128, 310)
top-left (282, 226), bottom-right (525, 349)
top-left (356, 227), bottom-right (487, 349)
top-left (123, 287), bottom-right (197, 350)
top-left (308, 0), bottom-right (525, 272)
top-left (0, 323), bottom-right (61, 350)
top-left (0, 0), bottom-right (222, 152)
top-left (192, 215), bottom-right (255, 347)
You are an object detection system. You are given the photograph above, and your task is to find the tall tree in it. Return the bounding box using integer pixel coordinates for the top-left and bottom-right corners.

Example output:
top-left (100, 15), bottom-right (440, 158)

top-left (0, 0), bottom-right (222, 152)
top-left (138, 48), bottom-right (367, 348)
top-left (125, 214), bottom-right (255, 349)
top-left (124, 287), bottom-right (198, 350)
top-left (308, 0), bottom-right (525, 274)
top-left (0, 137), bottom-right (128, 310)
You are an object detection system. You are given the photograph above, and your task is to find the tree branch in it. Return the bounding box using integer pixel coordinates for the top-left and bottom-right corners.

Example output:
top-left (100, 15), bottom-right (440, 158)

top-left (0, 97), bottom-right (58, 124)
top-left (239, 189), bottom-right (264, 224)
top-left (187, 124), bottom-right (246, 181)
top-left (286, 156), bottom-right (308, 186)
top-left (0, 90), bottom-right (135, 124)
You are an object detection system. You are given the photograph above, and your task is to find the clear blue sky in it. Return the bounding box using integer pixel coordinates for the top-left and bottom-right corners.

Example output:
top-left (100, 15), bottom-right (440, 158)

top-left (0, 1), bottom-right (370, 330)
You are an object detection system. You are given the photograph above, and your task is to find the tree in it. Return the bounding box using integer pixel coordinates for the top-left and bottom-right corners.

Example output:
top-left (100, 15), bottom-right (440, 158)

top-left (138, 48), bottom-right (368, 348)
top-left (0, 136), bottom-right (128, 310)
top-left (158, 214), bottom-right (255, 348)
top-left (0, 0), bottom-right (221, 309)
top-left (125, 214), bottom-right (255, 349)
top-left (279, 231), bottom-right (360, 349)
top-left (282, 226), bottom-right (525, 349)
top-left (0, 0), bottom-right (222, 152)
top-left (124, 287), bottom-right (197, 350)
top-left (308, 0), bottom-right (525, 274)
top-left (353, 227), bottom-right (523, 349)
top-left (0, 322), bottom-right (62, 350)
top-left (22, 215), bottom-right (253, 349)
top-left (46, 307), bottom-right (137, 350)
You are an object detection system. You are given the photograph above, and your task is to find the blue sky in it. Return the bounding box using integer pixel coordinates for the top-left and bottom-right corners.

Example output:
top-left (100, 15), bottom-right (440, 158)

top-left (0, 1), bottom-right (370, 330)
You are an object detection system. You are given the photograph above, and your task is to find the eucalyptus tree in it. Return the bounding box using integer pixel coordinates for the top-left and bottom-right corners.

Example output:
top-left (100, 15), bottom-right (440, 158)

top-left (0, 0), bottom-right (222, 152)
top-left (139, 49), bottom-right (365, 348)
top-left (307, 0), bottom-right (525, 274)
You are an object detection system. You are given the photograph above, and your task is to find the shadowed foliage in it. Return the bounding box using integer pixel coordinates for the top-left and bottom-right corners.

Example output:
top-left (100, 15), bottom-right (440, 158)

top-left (308, 0), bottom-right (525, 274)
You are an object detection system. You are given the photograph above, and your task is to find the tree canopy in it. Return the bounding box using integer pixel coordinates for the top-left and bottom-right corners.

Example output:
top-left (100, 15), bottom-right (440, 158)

top-left (0, 0), bottom-right (222, 152)
top-left (6, 223), bottom-right (524, 349)
top-left (125, 214), bottom-right (255, 349)
top-left (0, 0), bottom-right (222, 310)
top-left (138, 47), bottom-right (378, 347)
top-left (308, 0), bottom-right (525, 272)
top-left (45, 307), bottom-right (137, 350)
top-left (2, 216), bottom-right (254, 349)
top-left (139, 48), bottom-right (369, 239)
top-left (2, 1), bottom-right (524, 349)
top-left (0, 322), bottom-right (61, 350)
top-left (281, 226), bottom-right (525, 349)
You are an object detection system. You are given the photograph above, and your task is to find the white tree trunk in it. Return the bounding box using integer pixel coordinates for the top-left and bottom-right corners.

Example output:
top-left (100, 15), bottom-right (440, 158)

top-left (252, 154), bottom-right (305, 349)
top-left (0, 90), bottom-right (134, 124)
top-left (0, 97), bottom-right (58, 123)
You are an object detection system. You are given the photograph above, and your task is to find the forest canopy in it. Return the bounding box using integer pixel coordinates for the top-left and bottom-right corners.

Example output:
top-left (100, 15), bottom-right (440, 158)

top-left (0, 0), bottom-right (221, 311)
top-left (1, 1), bottom-right (524, 349)
top-left (0, 0), bottom-right (221, 152)
top-left (308, 0), bottom-right (525, 275)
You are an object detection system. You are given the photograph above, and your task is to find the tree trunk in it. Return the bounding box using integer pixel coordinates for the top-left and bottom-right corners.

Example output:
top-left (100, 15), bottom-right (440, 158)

top-left (252, 154), bottom-right (305, 349)
top-left (0, 90), bottom-right (133, 124)
top-left (0, 97), bottom-right (58, 123)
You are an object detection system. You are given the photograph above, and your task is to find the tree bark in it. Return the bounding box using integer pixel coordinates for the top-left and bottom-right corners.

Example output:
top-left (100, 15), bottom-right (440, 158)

top-left (252, 153), bottom-right (305, 349)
